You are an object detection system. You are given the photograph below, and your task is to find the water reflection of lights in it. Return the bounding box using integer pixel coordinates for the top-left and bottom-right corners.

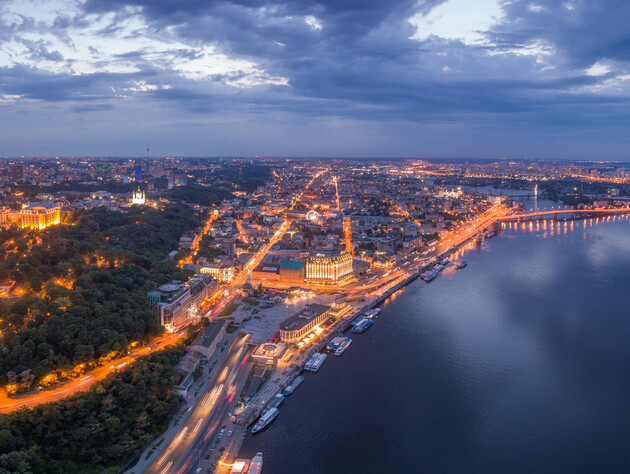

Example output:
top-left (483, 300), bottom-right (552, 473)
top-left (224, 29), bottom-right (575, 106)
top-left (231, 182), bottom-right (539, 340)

top-left (503, 214), bottom-right (630, 238)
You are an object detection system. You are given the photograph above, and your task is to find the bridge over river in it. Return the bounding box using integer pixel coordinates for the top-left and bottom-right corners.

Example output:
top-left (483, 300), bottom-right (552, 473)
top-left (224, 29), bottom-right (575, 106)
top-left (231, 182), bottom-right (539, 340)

top-left (498, 207), bottom-right (630, 222)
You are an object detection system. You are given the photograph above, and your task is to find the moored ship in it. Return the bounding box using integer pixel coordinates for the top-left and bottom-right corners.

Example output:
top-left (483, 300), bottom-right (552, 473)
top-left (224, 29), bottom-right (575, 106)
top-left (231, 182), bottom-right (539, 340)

top-left (304, 353), bottom-right (320, 371)
top-left (326, 336), bottom-right (345, 352)
top-left (334, 337), bottom-right (352, 356)
top-left (421, 269), bottom-right (438, 281)
top-left (364, 308), bottom-right (381, 319)
top-left (352, 318), bottom-right (373, 333)
top-left (282, 375), bottom-right (304, 396)
top-left (265, 393), bottom-right (284, 412)
top-left (248, 452), bottom-right (263, 474)
top-left (455, 261), bottom-right (467, 269)
top-left (306, 353), bottom-right (327, 372)
top-left (251, 408), bottom-right (279, 434)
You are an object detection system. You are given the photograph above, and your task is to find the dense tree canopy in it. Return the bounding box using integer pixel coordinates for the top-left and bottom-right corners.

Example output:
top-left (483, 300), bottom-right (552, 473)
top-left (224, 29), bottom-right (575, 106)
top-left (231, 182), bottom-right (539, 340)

top-left (0, 204), bottom-right (201, 391)
top-left (0, 346), bottom-right (185, 474)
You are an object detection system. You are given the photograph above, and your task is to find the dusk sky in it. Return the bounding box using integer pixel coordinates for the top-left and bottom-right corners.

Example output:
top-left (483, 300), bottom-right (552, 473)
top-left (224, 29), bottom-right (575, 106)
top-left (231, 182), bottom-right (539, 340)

top-left (1, 0), bottom-right (629, 159)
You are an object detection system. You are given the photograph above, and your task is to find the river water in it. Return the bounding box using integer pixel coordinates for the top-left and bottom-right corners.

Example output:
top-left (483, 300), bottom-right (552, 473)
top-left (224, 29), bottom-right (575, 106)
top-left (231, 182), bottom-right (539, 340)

top-left (240, 213), bottom-right (630, 473)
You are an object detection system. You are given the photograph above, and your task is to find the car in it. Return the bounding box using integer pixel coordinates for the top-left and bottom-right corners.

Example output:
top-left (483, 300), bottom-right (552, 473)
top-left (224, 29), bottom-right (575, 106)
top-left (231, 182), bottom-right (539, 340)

top-left (219, 447), bottom-right (225, 452)
top-left (207, 469), bottom-right (213, 473)
top-left (195, 469), bottom-right (202, 474)
top-left (210, 448), bottom-right (214, 454)
top-left (218, 433), bottom-right (223, 439)
top-left (222, 424), bottom-right (226, 429)
top-left (205, 454), bottom-right (210, 460)
top-left (214, 439), bottom-right (219, 444)
top-left (227, 431), bottom-right (233, 436)
top-left (220, 429), bottom-right (225, 433)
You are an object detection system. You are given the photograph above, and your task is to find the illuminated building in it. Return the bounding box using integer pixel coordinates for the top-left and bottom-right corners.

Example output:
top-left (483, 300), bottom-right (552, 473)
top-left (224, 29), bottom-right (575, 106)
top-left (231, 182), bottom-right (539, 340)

top-left (252, 342), bottom-right (288, 365)
top-left (279, 304), bottom-right (332, 343)
top-left (147, 275), bottom-right (217, 331)
top-left (20, 202), bottom-right (61, 230)
top-left (167, 171), bottom-right (187, 188)
top-left (131, 187), bottom-right (145, 205)
top-left (199, 261), bottom-right (235, 283)
top-left (279, 261), bottom-right (305, 283)
top-left (305, 250), bottom-right (353, 284)
top-left (0, 206), bottom-right (14, 227)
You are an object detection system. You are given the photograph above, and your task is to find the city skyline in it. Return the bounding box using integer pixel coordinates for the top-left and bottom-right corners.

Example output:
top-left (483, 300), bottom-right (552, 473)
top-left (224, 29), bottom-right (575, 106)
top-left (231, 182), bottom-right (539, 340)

top-left (1, 0), bottom-right (629, 159)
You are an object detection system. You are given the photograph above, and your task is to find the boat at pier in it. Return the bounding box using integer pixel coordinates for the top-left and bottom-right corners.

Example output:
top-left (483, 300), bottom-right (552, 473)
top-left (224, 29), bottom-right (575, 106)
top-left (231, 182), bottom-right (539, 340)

top-left (326, 336), bottom-right (345, 352)
top-left (282, 376), bottom-right (304, 396)
top-left (251, 408), bottom-right (278, 434)
top-left (263, 393), bottom-right (284, 413)
top-left (304, 353), bottom-right (320, 371)
top-left (455, 261), bottom-right (467, 270)
top-left (306, 353), bottom-right (327, 372)
top-left (421, 269), bottom-right (438, 281)
top-left (352, 318), bottom-right (373, 333)
top-left (334, 337), bottom-right (352, 356)
top-left (248, 452), bottom-right (263, 474)
top-left (364, 308), bottom-right (381, 319)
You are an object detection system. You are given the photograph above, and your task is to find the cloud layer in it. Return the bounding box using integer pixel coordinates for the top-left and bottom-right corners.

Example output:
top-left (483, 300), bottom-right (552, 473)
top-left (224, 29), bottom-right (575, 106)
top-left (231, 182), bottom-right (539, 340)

top-left (0, 0), bottom-right (629, 158)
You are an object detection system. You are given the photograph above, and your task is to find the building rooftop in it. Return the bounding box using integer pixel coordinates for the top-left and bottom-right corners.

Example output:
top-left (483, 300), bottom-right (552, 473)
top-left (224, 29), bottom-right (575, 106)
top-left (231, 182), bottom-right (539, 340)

top-left (279, 304), bottom-right (331, 332)
top-left (308, 249), bottom-right (348, 258)
top-left (280, 261), bottom-right (304, 270)
top-left (191, 320), bottom-right (226, 348)
top-left (24, 201), bottom-right (60, 210)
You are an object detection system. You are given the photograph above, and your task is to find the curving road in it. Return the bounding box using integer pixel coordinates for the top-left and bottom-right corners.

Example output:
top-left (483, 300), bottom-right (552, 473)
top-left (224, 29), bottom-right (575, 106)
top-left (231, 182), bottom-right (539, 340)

top-left (0, 332), bottom-right (183, 414)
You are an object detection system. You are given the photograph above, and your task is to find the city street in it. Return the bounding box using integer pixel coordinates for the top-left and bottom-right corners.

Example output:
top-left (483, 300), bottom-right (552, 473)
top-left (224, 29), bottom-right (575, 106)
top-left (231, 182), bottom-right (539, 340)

top-left (143, 333), bottom-right (252, 474)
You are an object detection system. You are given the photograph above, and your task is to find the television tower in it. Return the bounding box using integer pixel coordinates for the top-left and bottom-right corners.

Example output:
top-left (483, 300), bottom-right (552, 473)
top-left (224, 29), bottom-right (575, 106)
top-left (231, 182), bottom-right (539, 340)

top-left (146, 140), bottom-right (150, 160)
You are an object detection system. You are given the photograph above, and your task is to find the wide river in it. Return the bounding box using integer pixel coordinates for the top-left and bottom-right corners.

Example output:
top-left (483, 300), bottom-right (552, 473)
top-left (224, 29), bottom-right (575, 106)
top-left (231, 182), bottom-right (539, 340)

top-left (240, 213), bottom-right (630, 473)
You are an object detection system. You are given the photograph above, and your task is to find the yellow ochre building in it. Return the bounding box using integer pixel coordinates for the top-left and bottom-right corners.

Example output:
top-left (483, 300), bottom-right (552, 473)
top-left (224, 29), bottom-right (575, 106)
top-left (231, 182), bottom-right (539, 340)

top-left (20, 202), bottom-right (61, 230)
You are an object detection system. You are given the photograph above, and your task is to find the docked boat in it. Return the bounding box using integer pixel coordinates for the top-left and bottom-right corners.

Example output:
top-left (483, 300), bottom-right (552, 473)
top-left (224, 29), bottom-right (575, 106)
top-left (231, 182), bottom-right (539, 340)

top-left (352, 318), bottom-right (373, 334)
top-left (326, 336), bottom-right (345, 352)
top-left (251, 408), bottom-right (278, 434)
top-left (351, 315), bottom-right (365, 326)
top-left (421, 269), bottom-right (438, 281)
top-left (304, 353), bottom-right (320, 371)
top-left (265, 393), bottom-right (284, 412)
top-left (248, 452), bottom-right (263, 474)
top-left (455, 261), bottom-right (467, 270)
top-left (282, 376), bottom-right (304, 396)
top-left (306, 353), bottom-right (327, 372)
top-left (364, 308), bottom-right (381, 319)
top-left (334, 337), bottom-right (352, 356)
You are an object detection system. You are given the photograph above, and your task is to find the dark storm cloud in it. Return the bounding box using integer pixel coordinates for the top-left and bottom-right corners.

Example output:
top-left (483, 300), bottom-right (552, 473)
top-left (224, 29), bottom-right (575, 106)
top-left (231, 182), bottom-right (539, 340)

top-left (487, 0), bottom-right (630, 67)
top-left (75, 0), bottom-right (629, 117)
top-left (2, 0), bottom-right (630, 157)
